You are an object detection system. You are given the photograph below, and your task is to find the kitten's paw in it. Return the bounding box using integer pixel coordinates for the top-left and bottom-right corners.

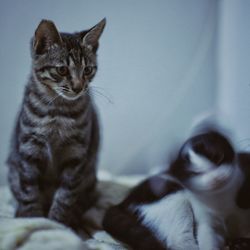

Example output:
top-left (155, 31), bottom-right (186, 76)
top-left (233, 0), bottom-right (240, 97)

top-left (16, 204), bottom-right (44, 218)
top-left (48, 208), bottom-right (80, 229)
top-left (48, 208), bottom-right (63, 222)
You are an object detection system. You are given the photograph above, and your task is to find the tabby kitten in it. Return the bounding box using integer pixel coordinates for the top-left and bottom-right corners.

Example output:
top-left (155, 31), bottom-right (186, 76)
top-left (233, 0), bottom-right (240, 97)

top-left (7, 18), bottom-right (106, 229)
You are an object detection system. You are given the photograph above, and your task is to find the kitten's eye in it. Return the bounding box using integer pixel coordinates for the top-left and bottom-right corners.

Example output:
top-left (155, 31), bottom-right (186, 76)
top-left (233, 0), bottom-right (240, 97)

top-left (84, 66), bottom-right (93, 75)
top-left (56, 66), bottom-right (69, 76)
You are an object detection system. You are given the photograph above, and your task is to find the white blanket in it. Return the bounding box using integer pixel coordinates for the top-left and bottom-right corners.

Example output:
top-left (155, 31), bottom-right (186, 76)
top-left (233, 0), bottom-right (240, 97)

top-left (0, 173), bottom-right (144, 250)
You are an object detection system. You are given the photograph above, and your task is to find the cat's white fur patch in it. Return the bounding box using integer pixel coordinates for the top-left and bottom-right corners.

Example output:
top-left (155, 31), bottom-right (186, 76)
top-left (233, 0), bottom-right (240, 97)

top-left (188, 149), bottom-right (215, 173)
top-left (130, 154), bottom-right (246, 249)
top-left (186, 149), bottom-right (237, 192)
top-left (132, 192), bottom-right (199, 250)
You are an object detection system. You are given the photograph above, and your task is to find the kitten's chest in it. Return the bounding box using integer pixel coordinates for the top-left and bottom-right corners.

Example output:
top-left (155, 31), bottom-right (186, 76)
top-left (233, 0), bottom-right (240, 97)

top-left (45, 116), bottom-right (76, 138)
top-left (39, 116), bottom-right (88, 179)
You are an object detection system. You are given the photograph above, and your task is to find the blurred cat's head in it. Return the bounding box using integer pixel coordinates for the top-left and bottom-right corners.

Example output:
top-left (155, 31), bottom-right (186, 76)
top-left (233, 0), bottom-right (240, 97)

top-left (31, 18), bottom-right (106, 100)
top-left (168, 129), bottom-right (236, 193)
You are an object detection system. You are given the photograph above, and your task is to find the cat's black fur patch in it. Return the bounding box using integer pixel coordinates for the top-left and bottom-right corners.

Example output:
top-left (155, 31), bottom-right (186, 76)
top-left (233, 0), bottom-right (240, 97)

top-left (188, 130), bottom-right (235, 165)
top-left (236, 153), bottom-right (250, 209)
top-left (103, 175), bottom-right (181, 250)
top-left (122, 175), bottom-right (182, 206)
top-left (168, 130), bottom-right (235, 182)
top-left (227, 237), bottom-right (250, 250)
top-left (103, 206), bottom-right (166, 250)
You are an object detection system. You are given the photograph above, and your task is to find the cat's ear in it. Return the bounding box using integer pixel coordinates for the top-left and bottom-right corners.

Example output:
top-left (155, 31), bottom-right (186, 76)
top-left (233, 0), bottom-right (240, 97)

top-left (81, 18), bottom-right (106, 51)
top-left (33, 20), bottom-right (62, 55)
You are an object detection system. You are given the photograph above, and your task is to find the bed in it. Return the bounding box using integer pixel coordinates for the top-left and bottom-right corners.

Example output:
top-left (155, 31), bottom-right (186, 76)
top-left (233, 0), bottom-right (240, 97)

top-left (0, 171), bottom-right (145, 250)
top-left (1, 171), bottom-right (248, 250)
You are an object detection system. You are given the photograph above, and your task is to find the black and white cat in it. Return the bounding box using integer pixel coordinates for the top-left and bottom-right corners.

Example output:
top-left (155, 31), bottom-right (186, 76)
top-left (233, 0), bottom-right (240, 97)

top-left (103, 128), bottom-right (250, 250)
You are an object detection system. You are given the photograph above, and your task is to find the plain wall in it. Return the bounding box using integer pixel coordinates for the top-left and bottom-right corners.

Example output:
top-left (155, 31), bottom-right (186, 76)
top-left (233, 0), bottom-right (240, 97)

top-left (217, 0), bottom-right (250, 150)
top-left (0, 0), bottom-right (218, 185)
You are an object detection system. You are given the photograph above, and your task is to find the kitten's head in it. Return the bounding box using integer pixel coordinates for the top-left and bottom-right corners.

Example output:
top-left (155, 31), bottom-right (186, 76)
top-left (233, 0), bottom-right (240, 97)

top-left (31, 18), bottom-right (106, 100)
top-left (168, 130), bottom-right (236, 193)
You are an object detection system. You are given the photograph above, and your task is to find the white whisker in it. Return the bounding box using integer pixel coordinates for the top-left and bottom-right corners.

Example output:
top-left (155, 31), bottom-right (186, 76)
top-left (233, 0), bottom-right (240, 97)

top-left (88, 86), bottom-right (114, 104)
top-left (47, 94), bottom-right (60, 106)
top-left (54, 86), bottom-right (70, 93)
top-left (91, 85), bottom-right (107, 91)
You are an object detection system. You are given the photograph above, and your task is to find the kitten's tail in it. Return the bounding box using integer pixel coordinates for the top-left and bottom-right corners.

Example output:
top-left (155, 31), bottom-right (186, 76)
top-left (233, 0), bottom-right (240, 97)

top-left (102, 205), bottom-right (167, 250)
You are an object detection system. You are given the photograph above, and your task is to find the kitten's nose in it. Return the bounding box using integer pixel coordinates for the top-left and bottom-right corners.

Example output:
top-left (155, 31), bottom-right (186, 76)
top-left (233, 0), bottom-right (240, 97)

top-left (72, 86), bottom-right (83, 94)
top-left (72, 79), bottom-right (83, 94)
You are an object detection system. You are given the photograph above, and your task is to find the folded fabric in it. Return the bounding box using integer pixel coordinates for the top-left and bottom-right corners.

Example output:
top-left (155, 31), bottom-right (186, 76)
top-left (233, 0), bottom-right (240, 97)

top-left (0, 172), bottom-right (142, 250)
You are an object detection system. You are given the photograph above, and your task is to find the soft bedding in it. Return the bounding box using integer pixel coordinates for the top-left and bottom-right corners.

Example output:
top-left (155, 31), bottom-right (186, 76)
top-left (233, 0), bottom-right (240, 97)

top-left (1, 173), bottom-right (250, 250)
top-left (0, 172), bottom-right (144, 250)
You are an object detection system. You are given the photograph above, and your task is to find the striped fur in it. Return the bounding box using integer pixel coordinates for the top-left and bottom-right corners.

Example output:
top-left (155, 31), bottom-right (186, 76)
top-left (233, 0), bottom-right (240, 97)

top-left (7, 19), bottom-right (105, 229)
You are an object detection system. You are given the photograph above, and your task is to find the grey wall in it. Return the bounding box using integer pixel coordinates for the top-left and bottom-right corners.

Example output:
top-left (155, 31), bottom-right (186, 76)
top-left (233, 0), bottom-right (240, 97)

top-left (0, 0), bottom-right (218, 184)
top-left (217, 0), bottom-right (250, 149)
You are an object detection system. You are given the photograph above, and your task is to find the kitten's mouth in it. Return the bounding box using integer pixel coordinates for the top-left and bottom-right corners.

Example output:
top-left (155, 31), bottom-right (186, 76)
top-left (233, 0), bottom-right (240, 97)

top-left (64, 91), bottom-right (84, 100)
top-left (54, 88), bottom-right (86, 100)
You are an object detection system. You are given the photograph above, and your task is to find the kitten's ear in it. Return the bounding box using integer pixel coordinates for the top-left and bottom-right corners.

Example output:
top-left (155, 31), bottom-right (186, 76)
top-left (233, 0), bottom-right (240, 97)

top-left (81, 18), bottom-right (106, 51)
top-left (33, 20), bottom-right (62, 55)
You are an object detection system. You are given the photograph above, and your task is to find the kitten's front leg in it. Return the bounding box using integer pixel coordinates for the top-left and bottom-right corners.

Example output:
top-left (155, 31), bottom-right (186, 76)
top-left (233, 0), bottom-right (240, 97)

top-left (48, 167), bottom-right (96, 229)
top-left (8, 135), bottom-right (49, 217)
top-left (48, 186), bottom-right (81, 228)
top-left (49, 144), bottom-right (97, 228)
